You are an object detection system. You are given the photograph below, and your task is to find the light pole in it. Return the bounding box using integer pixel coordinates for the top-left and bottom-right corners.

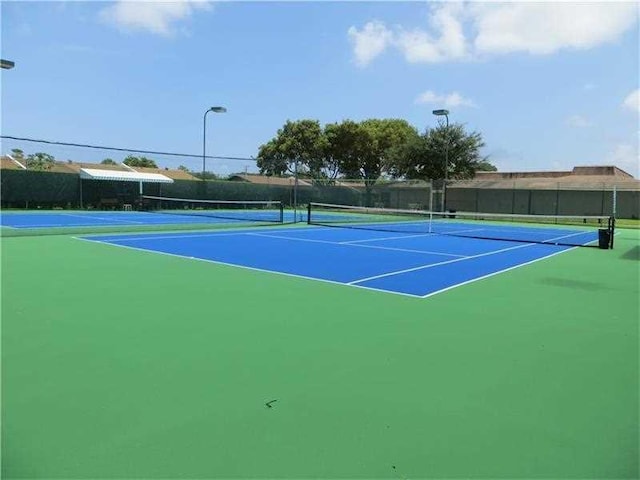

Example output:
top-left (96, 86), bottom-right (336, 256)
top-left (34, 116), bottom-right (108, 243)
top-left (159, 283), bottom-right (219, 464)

top-left (432, 109), bottom-right (449, 212)
top-left (202, 106), bottom-right (227, 180)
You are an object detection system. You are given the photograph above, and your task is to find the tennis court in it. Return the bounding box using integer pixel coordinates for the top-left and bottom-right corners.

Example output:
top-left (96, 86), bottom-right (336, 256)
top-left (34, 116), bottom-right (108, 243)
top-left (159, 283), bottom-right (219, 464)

top-left (0, 197), bottom-right (290, 229)
top-left (77, 203), bottom-right (616, 297)
top-left (2, 203), bottom-right (638, 478)
top-left (81, 227), bottom-right (586, 298)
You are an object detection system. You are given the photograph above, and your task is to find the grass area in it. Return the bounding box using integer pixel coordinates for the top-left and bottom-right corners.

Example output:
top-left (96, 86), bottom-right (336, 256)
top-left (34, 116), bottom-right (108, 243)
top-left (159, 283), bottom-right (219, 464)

top-left (1, 228), bottom-right (638, 478)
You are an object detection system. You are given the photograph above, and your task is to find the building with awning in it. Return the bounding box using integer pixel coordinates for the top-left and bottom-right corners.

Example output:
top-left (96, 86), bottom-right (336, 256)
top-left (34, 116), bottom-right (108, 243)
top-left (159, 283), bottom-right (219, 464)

top-left (77, 168), bottom-right (173, 208)
top-left (78, 168), bottom-right (174, 183)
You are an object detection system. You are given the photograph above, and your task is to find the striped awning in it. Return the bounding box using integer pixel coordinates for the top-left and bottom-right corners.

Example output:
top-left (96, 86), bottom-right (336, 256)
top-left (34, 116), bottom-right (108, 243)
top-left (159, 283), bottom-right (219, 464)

top-left (79, 168), bottom-right (174, 183)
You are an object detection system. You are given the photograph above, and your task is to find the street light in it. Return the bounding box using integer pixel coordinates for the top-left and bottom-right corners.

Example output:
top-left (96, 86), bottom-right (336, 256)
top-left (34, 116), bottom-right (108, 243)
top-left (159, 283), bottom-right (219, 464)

top-left (202, 106), bottom-right (227, 180)
top-left (1, 59), bottom-right (15, 69)
top-left (432, 109), bottom-right (449, 212)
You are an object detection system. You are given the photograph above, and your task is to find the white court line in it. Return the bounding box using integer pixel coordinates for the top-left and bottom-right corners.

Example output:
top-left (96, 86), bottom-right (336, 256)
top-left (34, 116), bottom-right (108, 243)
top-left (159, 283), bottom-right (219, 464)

top-left (73, 225), bottom-right (602, 300)
top-left (419, 231), bottom-right (602, 298)
top-left (348, 229), bottom-right (590, 285)
top-left (340, 233), bottom-right (435, 243)
top-left (62, 213), bottom-right (146, 224)
top-left (348, 242), bottom-right (536, 285)
top-left (73, 236), bottom-right (423, 299)
top-left (79, 226), bottom-right (313, 243)
top-left (439, 227), bottom-right (488, 235)
top-left (1, 223), bottom-right (145, 229)
top-left (246, 232), bottom-right (467, 258)
top-left (537, 229), bottom-right (596, 243)
top-left (420, 247), bottom-right (577, 298)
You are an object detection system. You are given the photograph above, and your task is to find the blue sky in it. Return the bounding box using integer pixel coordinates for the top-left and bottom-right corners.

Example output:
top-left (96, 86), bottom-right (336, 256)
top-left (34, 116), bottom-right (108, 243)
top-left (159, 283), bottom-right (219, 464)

top-left (1, 1), bottom-right (639, 177)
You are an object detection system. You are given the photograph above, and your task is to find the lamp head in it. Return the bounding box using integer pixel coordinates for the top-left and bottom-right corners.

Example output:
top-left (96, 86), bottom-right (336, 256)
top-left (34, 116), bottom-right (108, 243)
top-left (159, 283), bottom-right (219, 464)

top-left (432, 109), bottom-right (449, 116)
top-left (210, 106), bottom-right (227, 113)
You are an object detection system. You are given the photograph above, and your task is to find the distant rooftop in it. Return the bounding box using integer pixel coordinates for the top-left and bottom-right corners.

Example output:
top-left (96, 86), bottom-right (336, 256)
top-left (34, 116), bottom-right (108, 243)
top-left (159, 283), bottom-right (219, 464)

top-left (453, 165), bottom-right (639, 190)
top-left (228, 173), bottom-right (313, 187)
top-left (0, 157), bottom-right (199, 180)
top-left (475, 165), bottom-right (634, 180)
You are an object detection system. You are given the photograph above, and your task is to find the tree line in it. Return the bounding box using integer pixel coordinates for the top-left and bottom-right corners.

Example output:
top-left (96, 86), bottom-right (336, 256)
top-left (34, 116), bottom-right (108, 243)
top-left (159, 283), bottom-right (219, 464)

top-left (256, 119), bottom-right (495, 186)
top-left (7, 117), bottom-right (496, 182)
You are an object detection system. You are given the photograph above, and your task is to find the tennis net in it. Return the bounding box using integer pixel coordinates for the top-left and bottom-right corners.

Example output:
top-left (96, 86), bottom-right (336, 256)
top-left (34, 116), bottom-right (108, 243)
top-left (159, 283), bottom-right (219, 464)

top-left (307, 202), bottom-right (615, 248)
top-left (142, 195), bottom-right (284, 224)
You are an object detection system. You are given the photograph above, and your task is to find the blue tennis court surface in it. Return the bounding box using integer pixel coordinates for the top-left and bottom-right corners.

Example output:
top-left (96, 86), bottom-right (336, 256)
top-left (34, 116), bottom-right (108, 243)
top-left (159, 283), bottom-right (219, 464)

top-left (0, 210), bottom-right (299, 228)
top-left (80, 225), bottom-right (578, 298)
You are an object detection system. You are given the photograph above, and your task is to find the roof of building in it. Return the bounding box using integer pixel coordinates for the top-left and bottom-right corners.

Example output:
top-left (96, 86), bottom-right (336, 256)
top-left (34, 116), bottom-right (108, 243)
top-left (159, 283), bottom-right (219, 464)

top-left (131, 166), bottom-right (199, 180)
top-left (474, 165), bottom-right (634, 180)
top-left (63, 161), bottom-right (130, 173)
top-left (228, 173), bottom-right (313, 187)
top-left (0, 156), bottom-right (24, 170)
top-left (0, 158), bottom-right (199, 180)
top-left (451, 165), bottom-right (639, 190)
top-left (79, 168), bottom-right (174, 183)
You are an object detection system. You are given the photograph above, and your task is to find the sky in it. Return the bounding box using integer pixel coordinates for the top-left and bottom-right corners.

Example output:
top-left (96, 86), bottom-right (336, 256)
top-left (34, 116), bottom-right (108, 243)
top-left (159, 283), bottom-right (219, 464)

top-left (1, 0), bottom-right (639, 177)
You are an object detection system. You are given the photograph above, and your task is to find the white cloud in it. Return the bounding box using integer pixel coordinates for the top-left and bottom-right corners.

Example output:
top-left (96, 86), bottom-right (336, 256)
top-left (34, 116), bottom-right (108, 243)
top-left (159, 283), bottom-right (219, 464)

top-left (415, 90), bottom-right (476, 108)
top-left (473, 3), bottom-right (637, 55)
top-left (395, 3), bottom-right (468, 63)
top-left (100, 1), bottom-right (212, 36)
top-left (349, 3), bottom-right (638, 65)
top-left (566, 115), bottom-right (592, 128)
top-left (347, 21), bottom-right (394, 67)
top-left (606, 143), bottom-right (640, 177)
top-left (622, 89), bottom-right (640, 114)
top-left (583, 82), bottom-right (597, 91)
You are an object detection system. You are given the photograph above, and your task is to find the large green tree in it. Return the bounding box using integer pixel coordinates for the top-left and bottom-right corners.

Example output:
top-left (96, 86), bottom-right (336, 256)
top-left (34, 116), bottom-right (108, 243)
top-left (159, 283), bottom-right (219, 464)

top-left (475, 160), bottom-right (497, 172)
top-left (256, 118), bottom-right (422, 197)
top-left (10, 148), bottom-right (25, 160)
top-left (323, 120), bottom-right (369, 182)
top-left (256, 119), bottom-right (328, 177)
top-left (26, 152), bottom-right (56, 170)
top-left (123, 155), bottom-right (158, 168)
top-left (339, 119), bottom-right (419, 185)
top-left (101, 158), bottom-right (117, 165)
top-left (256, 138), bottom-right (289, 176)
top-left (389, 123), bottom-right (490, 181)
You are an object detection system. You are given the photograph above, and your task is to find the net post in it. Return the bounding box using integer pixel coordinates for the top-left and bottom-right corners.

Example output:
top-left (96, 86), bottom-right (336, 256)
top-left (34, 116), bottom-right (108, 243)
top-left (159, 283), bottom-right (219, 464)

top-left (279, 202), bottom-right (284, 224)
top-left (609, 216), bottom-right (615, 249)
top-left (307, 203), bottom-right (312, 224)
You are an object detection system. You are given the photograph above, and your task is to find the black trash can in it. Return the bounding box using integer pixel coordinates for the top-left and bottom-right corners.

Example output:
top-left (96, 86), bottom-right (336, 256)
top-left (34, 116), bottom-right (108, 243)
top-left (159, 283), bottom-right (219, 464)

top-left (448, 209), bottom-right (457, 219)
top-left (598, 228), bottom-right (611, 249)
